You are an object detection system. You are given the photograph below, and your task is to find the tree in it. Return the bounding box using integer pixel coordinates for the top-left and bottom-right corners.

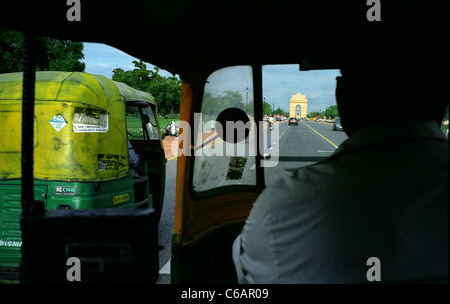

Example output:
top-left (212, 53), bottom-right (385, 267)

top-left (112, 60), bottom-right (181, 117)
top-left (273, 107), bottom-right (287, 116)
top-left (307, 105), bottom-right (340, 119)
top-left (163, 76), bottom-right (182, 117)
top-left (43, 38), bottom-right (85, 72)
top-left (262, 101), bottom-right (273, 116)
top-left (201, 90), bottom-right (244, 117)
top-left (0, 28), bottom-right (24, 72)
top-left (0, 27), bottom-right (85, 73)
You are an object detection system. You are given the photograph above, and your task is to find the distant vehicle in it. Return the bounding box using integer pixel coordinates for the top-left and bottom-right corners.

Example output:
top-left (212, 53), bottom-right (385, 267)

top-left (333, 117), bottom-right (343, 131)
top-left (289, 117), bottom-right (299, 126)
top-left (162, 121), bottom-right (179, 139)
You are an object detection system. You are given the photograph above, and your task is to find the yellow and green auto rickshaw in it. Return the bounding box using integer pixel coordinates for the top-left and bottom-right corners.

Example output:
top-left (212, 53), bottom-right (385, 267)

top-left (0, 71), bottom-right (166, 270)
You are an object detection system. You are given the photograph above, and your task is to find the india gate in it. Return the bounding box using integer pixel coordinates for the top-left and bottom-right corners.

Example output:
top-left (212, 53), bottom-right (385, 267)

top-left (289, 93), bottom-right (307, 119)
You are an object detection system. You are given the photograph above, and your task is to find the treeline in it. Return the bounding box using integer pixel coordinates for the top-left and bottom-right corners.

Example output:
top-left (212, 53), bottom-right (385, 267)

top-left (202, 90), bottom-right (287, 117)
top-left (202, 90), bottom-right (246, 116)
top-left (112, 60), bottom-right (181, 117)
top-left (308, 105), bottom-right (340, 119)
top-left (0, 27), bottom-right (85, 73)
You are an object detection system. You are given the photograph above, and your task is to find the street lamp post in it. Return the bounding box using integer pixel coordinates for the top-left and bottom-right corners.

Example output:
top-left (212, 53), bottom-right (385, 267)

top-left (246, 87), bottom-right (248, 114)
top-left (263, 97), bottom-right (266, 116)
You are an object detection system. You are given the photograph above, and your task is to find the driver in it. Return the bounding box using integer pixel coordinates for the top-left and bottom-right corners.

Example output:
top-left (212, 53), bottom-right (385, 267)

top-left (232, 50), bottom-right (448, 284)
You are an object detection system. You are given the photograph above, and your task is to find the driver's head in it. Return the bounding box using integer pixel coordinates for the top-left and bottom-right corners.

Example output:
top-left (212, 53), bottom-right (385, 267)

top-left (335, 49), bottom-right (447, 136)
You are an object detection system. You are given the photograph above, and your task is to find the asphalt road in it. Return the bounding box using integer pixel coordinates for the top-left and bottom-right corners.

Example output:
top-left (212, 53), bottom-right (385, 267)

top-left (156, 158), bottom-right (177, 284)
top-left (155, 119), bottom-right (348, 283)
top-left (265, 119), bottom-right (348, 185)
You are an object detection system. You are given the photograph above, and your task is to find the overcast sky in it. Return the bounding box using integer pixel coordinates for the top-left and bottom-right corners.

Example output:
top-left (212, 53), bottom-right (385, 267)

top-left (83, 43), bottom-right (340, 114)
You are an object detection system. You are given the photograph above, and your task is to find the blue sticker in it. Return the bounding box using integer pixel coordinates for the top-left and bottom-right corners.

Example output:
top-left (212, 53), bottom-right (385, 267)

top-left (49, 114), bottom-right (67, 132)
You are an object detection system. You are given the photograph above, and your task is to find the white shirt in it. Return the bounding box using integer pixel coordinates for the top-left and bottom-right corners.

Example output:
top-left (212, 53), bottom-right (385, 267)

top-left (232, 119), bottom-right (448, 283)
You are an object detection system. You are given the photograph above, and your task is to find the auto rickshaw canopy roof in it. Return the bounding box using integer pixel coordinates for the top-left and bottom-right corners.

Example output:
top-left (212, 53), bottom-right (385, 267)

top-left (0, 0), bottom-right (447, 79)
top-left (0, 71), bottom-right (154, 181)
top-left (0, 71), bottom-right (155, 107)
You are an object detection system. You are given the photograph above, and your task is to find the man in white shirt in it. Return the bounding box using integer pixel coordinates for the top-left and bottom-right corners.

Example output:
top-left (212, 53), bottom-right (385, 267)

top-left (232, 54), bottom-right (448, 283)
top-left (268, 115), bottom-right (275, 130)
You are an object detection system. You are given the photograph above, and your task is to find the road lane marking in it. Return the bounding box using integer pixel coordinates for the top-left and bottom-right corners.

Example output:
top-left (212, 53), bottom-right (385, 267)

top-left (167, 156), bottom-right (178, 161)
top-left (159, 259), bottom-right (171, 274)
top-left (302, 121), bottom-right (338, 148)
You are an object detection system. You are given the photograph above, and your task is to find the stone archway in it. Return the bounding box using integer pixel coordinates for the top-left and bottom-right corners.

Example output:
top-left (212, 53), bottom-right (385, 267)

top-left (289, 93), bottom-right (307, 119)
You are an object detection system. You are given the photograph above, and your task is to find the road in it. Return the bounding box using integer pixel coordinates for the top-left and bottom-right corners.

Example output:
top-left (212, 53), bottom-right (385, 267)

top-left (264, 119), bottom-right (348, 185)
top-left (156, 157), bottom-right (177, 284)
top-left (155, 119), bottom-right (348, 283)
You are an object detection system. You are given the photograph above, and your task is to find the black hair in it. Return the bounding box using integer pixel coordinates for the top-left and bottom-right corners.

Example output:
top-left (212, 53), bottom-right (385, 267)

top-left (336, 51), bottom-right (448, 133)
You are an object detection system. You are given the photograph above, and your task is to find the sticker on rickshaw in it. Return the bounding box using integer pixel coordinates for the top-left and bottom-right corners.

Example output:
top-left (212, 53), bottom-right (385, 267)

top-left (113, 193), bottom-right (129, 204)
top-left (49, 114), bottom-right (67, 132)
top-left (73, 113), bottom-right (109, 133)
top-left (226, 157), bottom-right (247, 180)
top-left (55, 186), bottom-right (75, 195)
top-left (0, 239), bottom-right (22, 248)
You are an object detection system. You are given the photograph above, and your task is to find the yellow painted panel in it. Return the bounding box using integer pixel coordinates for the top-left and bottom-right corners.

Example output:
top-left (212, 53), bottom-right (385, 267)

top-left (0, 72), bottom-right (130, 181)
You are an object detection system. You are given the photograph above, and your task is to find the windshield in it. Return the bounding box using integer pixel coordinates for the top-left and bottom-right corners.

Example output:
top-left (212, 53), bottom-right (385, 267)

top-left (262, 65), bottom-right (347, 185)
top-left (191, 64), bottom-right (348, 192)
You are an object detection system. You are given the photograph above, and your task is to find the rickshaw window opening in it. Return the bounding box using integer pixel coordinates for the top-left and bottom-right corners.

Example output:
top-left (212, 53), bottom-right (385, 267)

top-left (191, 65), bottom-right (257, 194)
top-left (125, 100), bottom-right (149, 109)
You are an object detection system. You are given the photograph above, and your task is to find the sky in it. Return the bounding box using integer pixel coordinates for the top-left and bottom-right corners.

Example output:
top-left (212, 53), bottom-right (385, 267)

top-left (82, 43), bottom-right (340, 114)
top-left (82, 42), bottom-right (174, 79)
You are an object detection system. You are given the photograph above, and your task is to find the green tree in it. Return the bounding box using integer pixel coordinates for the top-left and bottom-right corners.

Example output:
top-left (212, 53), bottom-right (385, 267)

top-left (41, 38), bottom-right (85, 71)
top-left (273, 107), bottom-right (287, 116)
top-left (246, 100), bottom-right (255, 115)
top-left (307, 105), bottom-right (339, 119)
top-left (163, 76), bottom-right (182, 117)
top-left (201, 90), bottom-right (244, 117)
top-left (262, 101), bottom-right (273, 116)
top-left (0, 27), bottom-right (85, 73)
top-left (112, 60), bottom-right (181, 117)
top-left (0, 28), bottom-right (24, 72)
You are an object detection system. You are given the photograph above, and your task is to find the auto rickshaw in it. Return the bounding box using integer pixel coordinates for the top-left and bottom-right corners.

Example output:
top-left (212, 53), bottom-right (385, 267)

top-left (0, 71), bottom-right (166, 271)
